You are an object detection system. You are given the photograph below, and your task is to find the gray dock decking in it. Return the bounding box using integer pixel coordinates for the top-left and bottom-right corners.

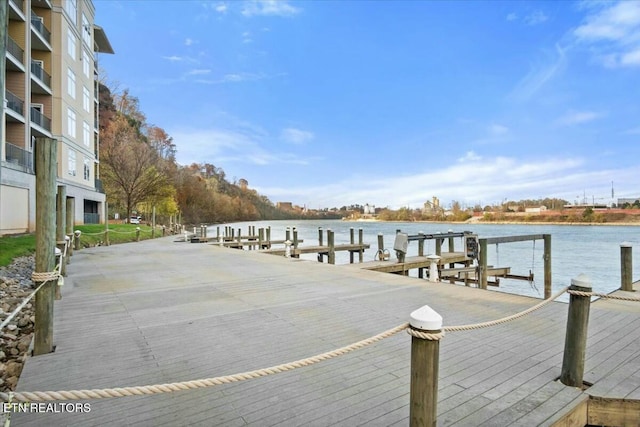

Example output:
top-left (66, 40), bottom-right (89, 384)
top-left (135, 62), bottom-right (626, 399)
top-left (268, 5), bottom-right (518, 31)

top-left (12, 237), bottom-right (640, 426)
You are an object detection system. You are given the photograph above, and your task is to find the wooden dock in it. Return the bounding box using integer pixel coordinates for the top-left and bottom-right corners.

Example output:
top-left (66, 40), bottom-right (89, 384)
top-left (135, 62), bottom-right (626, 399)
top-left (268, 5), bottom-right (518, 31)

top-left (11, 237), bottom-right (640, 426)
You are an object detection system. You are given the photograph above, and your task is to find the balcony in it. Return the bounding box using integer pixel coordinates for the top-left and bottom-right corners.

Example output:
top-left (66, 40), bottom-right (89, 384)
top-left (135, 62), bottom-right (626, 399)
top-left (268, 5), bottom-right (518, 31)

top-left (31, 12), bottom-right (52, 50)
top-left (8, 0), bottom-right (25, 21)
top-left (30, 106), bottom-right (51, 132)
top-left (5, 90), bottom-right (25, 122)
top-left (95, 178), bottom-right (105, 194)
top-left (4, 142), bottom-right (34, 174)
top-left (6, 36), bottom-right (25, 71)
top-left (30, 60), bottom-right (51, 94)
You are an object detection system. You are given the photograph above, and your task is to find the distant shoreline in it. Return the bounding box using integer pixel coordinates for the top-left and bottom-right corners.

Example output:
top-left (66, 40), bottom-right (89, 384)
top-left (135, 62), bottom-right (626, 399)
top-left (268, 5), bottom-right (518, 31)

top-left (343, 218), bottom-right (640, 226)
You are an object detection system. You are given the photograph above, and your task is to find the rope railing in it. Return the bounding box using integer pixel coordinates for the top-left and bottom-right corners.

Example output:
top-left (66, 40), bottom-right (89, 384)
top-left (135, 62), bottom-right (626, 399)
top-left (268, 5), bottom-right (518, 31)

top-left (567, 289), bottom-right (640, 302)
top-left (0, 287), bottom-right (570, 403)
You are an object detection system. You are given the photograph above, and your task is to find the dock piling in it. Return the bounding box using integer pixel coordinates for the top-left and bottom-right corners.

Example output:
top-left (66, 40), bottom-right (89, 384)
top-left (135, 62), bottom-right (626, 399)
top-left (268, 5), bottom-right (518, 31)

top-left (560, 274), bottom-right (592, 388)
top-left (409, 305), bottom-right (443, 427)
top-left (621, 242), bottom-right (633, 292)
top-left (328, 230), bottom-right (335, 264)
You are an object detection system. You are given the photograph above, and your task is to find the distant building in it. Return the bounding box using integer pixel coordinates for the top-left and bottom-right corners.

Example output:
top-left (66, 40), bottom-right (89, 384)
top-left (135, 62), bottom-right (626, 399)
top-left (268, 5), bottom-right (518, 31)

top-left (422, 196), bottom-right (442, 215)
top-left (363, 203), bottom-right (375, 215)
top-left (618, 197), bottom-right (640, 206)
top-left (525, 206), bottom-right (547, 213)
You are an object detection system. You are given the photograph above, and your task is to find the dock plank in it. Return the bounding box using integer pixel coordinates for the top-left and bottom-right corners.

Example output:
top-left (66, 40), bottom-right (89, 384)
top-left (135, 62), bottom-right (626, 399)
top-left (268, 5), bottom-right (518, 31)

top-left (11, 237), bottom-right (640, 426)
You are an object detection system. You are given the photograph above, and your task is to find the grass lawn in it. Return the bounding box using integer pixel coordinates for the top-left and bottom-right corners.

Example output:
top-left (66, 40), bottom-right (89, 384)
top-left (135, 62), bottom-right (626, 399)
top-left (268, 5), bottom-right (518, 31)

top-left (0, 224), bottom-right (164, 267)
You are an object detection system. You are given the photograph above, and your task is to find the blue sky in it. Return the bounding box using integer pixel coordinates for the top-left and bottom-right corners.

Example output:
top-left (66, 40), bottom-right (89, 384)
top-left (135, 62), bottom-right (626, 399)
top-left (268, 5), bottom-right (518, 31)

top-left (95, 0), bottom-right (640, 209)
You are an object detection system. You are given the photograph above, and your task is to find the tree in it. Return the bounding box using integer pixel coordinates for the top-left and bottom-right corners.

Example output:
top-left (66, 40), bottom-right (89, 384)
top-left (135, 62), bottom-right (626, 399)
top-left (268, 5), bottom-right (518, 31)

top-left (100, 115), bottom-right (170, 219)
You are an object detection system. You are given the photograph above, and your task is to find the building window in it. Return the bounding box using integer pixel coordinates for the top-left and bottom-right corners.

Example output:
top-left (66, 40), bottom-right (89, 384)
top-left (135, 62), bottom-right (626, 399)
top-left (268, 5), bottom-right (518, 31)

top-left (68, 149), bottom-right (76, 176)
top-left (67, 68), bottom-right (76, 98)
top-left (67, 108), bottom-right (76, 138)
top-left (83, 86), bottom-right (90, 111)
top-left (84, 158), bottom-right (91, 180)
top-left (82, 50), bottom-right (90, 78)
top-left (65, 0), bottom-right (77, 25)
top-left (83, 121), bottom-right (91, 146)
top-left (67, 29), bottom-right (76, 60)
top-left (82, 14), bottom-right (91, 46)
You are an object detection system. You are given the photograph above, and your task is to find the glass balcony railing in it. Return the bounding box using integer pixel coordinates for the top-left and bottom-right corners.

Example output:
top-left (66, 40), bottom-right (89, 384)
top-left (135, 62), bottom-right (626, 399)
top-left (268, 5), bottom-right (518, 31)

top-left (7, 36), bottom-right (24, 64)
top-left (30, 106), bottom-right (52, 131)
top-left (31, 13), bottom-right (51, 44)
top-left (5, 142), bottom-right (34, 174)
top-left (6, 90), bottom-right (25, 116)
top-left (31, 61), bottom-right (51, 87)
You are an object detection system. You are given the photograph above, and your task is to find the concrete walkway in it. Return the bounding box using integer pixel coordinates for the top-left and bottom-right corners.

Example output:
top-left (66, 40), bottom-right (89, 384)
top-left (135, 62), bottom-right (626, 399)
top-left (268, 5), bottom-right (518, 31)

top-left (11, 236), bottom-right (640, 426)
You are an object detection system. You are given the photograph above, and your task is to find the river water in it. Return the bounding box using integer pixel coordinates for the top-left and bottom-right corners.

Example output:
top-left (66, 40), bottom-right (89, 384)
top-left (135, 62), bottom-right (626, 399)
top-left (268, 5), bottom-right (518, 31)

top-left (213, 219), bottom-right (640, 301)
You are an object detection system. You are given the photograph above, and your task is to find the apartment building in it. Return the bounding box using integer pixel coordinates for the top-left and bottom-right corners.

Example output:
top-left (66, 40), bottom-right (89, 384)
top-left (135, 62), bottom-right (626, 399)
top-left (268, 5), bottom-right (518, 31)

top-left (1, 0), bottom-right (113, 235)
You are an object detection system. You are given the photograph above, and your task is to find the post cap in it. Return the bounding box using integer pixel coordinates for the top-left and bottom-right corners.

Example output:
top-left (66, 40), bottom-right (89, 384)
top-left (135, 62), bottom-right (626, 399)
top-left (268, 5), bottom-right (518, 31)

top-left (621, 242), bottom-right (632, 248)
top-left (65, 235), bottom-right (70, 241)
top-left (74, 230), bottom-right (81, 236)
top-left (426, 254), bottom-right (441, 261)
top-left (571, 273), bottom-right (592, 288)
top-left (410, 305), bottom-right (443, 330)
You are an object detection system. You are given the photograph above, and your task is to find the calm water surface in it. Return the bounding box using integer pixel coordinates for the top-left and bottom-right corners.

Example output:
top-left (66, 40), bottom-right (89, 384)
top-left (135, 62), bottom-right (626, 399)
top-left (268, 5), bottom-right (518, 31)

top-left (214, 219), bottom-right (640, 301)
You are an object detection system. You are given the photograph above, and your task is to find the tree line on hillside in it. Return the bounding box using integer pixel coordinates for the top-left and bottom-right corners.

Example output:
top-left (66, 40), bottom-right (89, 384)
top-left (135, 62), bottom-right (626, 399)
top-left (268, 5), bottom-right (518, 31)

top-left (97, 84), bottom-right (327, 225)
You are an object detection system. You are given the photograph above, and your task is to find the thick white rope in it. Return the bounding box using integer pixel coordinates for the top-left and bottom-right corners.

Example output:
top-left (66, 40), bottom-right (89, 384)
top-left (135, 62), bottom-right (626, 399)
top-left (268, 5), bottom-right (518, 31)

top-left (568, 289), bottom-right (640, 302)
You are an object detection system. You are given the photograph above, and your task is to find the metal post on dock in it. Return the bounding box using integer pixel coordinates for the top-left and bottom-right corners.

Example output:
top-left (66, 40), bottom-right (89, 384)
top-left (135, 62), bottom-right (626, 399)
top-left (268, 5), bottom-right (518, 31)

top-left (621, 242), bottom-right (633, 292)
top-left (544, 234), bottom-right (552, 299)
top-left (409, 305), bottom-right (443, 427)
top-left (328, 230), bottom-right (336, 265)
top-left (560, 274), bottom-right (592, 388)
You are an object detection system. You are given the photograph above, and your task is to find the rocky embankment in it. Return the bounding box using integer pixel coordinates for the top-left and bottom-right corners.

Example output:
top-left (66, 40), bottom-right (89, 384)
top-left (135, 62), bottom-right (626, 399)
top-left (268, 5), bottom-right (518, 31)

top-left (0, 256), bottom-right (35, 394)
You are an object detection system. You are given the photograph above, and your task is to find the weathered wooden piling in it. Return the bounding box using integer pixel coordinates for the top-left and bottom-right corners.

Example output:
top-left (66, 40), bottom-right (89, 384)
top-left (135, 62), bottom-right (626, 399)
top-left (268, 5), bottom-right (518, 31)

top-left (66, 197), bottom-right (74, 259)
top-left (349, 228), bottom-right (355, 263)
top-left (292, 228), bottom-right (299, 258)
top-left (358, 228), bottom-right (364, 263)
top-left (377, 233), bottom-right (385, 260)
top-left (55, 185), bottom-right (67, 279)
top-left (409, 305), bottom-right (443, 427)
top-left (544, 234), bottom-right (552, 299)
top-left (328, 230), bottom-right (335, 264)
top-left (621, 242), bottom-right (633, 292)
top-left (418, 232), bottom-right (425, 279)
top-left (34, 137), bottom-right (57, 356)
top-left (560, 274), bottom-right (592, 388)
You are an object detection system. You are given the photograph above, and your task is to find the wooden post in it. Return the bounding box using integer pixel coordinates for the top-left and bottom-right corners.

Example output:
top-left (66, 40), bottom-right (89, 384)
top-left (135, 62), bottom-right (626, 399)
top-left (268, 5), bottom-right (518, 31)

top-left (318, 227), bottom-right (323, 246)
top-left (266, 226), bottom-right (271, 249)
top-left (377, 233), bottom-right (384, 261)
top-left (328, 230), bottom-right (335, 265)
top-left (544, 234), bottom-right (552, 299)
top-left (66, 197), bottom-right (74, 259)
top-left (74, 231), bottom-right (81, 250)
top-left (34, 137), bottom-right (57, 356)
top-left (448, 234), bottom-right (455, 284)
top-left (350, 227), bottom-right (355, 264)
top-left (435, 238), bottom-right (442, 256)
top-left (479, 238), bottom-right (488, 290)
top-left (151, 206), bottom-right (156, 238)
top-left (285, 227), bottom-right (291, 243)
top-left (418, 232), bottom-right (425, 279)
top-left (621, 242), bottom-right (633, 292)
top-left (359, 228), bottom-right (364, 263)
top-left (409, 305), bottom-right (443, 427)
top-left (56, 185), bottom-right (67, 278)
top-left (293, 228), bottom-right (299, 258)
top-left (136, 227), bottom-right (141, 242)
top-left (560, 274), bottom-right (592, 387)
top-left (104, 201), bottom-right (110, 246)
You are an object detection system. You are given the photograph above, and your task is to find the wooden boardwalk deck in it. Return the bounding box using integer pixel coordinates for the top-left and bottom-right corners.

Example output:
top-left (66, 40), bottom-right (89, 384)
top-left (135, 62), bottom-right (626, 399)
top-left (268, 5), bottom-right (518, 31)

top-left (12, 237), bottom-right (640, 426)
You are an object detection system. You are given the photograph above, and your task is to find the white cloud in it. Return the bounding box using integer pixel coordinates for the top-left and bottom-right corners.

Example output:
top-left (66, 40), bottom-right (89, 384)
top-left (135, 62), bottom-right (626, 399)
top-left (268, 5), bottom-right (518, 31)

top-left (242, 31), bottom-right (253, 43)
top-left (525, 10), bottom-right (549, 26)
top-left (187, 69), bottom-right (211, 76)
top-left (215, 2), bottom-right (228, 14)
top-left (185, 38), bottom-right (194, 46)
top-left (281, 128), bottom-right (314, 144)
top-left (488, 124), bottom-right (509, 136)
top-left (506, 13), bottom-right (518, 22)
top-left (556, 110), bottom-right (604, 126)
top-left (508, 44), bottom-right (567, 102)
top-left (163, 56), bottom-right (184, 62)
top-left (573, 1), bottom-right (640, 68)
top-left (242, 0), bottom-right (301, 17)
top-left (255, 156), bottom-right (599, 209)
